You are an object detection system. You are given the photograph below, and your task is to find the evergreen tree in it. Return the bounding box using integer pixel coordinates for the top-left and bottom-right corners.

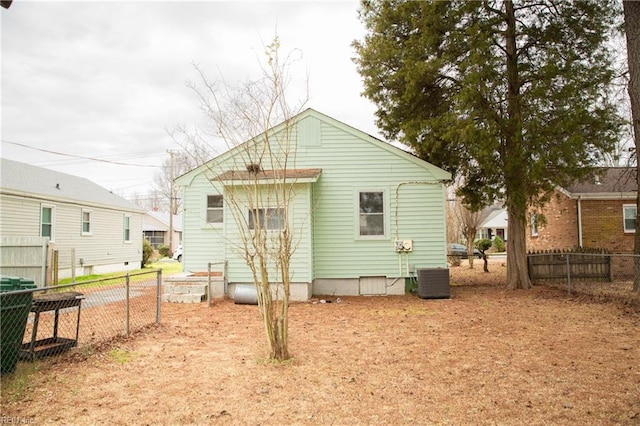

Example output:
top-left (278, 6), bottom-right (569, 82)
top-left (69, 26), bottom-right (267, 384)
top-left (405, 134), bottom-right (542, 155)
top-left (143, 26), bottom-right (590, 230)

top-left (624, 1), bottom-right (640, 292)
top-left (354, 0), bottom-right (623, 289)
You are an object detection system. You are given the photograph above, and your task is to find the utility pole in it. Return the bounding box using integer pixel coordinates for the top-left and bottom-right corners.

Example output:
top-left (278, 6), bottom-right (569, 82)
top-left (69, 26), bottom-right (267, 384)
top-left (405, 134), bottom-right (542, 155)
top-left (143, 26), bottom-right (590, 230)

top-left (167, 149), bottom-right (176, 256)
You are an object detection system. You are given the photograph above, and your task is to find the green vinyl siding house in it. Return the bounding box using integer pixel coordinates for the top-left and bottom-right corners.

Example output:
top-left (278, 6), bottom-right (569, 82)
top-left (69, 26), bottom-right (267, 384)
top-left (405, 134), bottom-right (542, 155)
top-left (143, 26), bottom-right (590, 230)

top-left (175, 109), bottom-right (451, 301)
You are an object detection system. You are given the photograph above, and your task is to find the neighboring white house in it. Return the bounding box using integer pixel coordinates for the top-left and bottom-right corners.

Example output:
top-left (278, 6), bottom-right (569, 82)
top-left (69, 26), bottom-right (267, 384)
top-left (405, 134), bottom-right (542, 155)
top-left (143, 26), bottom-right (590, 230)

top-left (477, 207), bottom-right (508, 243)
top-left (0, 158), bottom-right (144, 284)
top-left (143, 210), bottom-right (182, 251)
top-left (175, 109), bottom-right (451, 300)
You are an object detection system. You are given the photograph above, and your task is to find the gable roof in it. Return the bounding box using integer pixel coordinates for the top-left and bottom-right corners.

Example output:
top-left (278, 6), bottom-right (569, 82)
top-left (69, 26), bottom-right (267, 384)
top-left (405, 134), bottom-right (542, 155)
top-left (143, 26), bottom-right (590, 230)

top-left (561, 167), bottom-right (637, 199)
top-left (0, 158), bottom-right (143, 212)
top-left (176, 108), bottom-right (451, 186)
top-left (143, 211), bottom-right (183, 232)
top-left (480, 207), bottom-right (508, 229)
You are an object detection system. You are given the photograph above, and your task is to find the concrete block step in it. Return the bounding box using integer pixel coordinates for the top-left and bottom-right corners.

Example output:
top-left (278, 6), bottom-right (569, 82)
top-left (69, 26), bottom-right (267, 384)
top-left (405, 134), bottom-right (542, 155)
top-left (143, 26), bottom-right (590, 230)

top-left (164, 284), bottom-right (208, 295)
top-left (162, 293), bottom-right (204, 303)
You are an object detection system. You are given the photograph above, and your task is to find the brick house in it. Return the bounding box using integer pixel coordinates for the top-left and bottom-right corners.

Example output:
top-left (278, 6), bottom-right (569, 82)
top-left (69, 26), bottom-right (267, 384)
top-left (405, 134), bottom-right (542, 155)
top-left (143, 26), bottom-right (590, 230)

top-left (527, 168), bottom-right (637, 253)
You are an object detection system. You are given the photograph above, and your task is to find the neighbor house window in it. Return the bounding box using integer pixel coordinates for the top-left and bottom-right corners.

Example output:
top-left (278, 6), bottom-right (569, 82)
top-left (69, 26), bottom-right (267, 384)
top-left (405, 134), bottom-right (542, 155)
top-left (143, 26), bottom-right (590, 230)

top-left (124, 215), bottom-right (131, 242)
top-left (143, 231), bottom-right (164, 248)
top-left (359, 191), bottom-right (384, 236)
top-left (207, 195), bottom-right (224, 224)
top-left (81, 210), bottom-right (92, 235)
top-left (248, 208), bottom-right (284, 230)
top-left (623, 205), bottom-right (636, 233)
top-left (530, 213), bottom-right (538, 237)
top-left (41, 205), bottom-right (54, 239)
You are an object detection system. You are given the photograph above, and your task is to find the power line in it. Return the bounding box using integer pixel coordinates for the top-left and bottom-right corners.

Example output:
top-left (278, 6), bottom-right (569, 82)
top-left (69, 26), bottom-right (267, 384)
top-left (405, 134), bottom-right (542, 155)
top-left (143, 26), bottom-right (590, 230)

top-left (36, 151), bottom-right (164, 167)
top-left (1, 139), bottom-right (159, 168)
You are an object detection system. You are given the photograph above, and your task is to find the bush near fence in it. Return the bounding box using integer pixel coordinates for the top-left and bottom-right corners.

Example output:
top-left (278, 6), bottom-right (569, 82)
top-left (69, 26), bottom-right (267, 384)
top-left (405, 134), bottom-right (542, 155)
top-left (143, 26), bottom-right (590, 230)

top-left (0, 270), bottom-right (161, 374)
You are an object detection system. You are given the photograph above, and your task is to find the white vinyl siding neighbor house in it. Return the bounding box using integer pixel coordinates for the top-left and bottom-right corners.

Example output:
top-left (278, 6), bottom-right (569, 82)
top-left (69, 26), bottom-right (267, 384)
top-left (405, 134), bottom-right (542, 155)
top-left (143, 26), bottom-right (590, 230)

top-left (175, 109), bottom-right (451, 300)
top-left (142, 211), bottom-right (183, 250)
top-left (0, 158), bottom-right (144, 284)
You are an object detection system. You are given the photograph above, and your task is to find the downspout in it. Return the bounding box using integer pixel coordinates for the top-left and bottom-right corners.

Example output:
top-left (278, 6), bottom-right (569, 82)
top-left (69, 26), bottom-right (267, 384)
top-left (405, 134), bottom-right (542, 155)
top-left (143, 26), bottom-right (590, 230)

top-left (394, 181), bottom-right (446, 240)
top-left (577, 196), bottom-right (583, 248)
top-left (394, 181), bottom-right (447, 276)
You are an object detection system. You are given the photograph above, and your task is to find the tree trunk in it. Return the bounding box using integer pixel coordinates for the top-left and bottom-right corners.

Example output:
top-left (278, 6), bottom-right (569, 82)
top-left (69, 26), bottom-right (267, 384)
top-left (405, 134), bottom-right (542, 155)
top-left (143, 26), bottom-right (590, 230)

top-left (506, 209), bottom-right (531, 289)
top-left (625, 1), bottom-right (640, 293)
top-left (504, 1), bottom-right (532, 290)
top-left (467, 240), bottom-right (475, 269)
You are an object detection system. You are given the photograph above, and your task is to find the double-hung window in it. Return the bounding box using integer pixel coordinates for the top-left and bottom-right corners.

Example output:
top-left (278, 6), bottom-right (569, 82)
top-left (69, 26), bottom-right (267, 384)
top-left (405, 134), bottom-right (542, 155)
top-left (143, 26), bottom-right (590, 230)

top-left (248, 208), bottom-right (284, 230)
top-left (82, 210), bottom-right (92, 235)
top-left (623, 204), bottom-right (636, 233)
top-left (41, 205), bottom-right (54, 239)
top-left (124, 215), bottom-right (131, 242)
top-left (530, 213), bottom-right (538, 237)
top-left (359, 191), bottom-right (385, 237)
top-left (207, 195), bottom-right (224, 224)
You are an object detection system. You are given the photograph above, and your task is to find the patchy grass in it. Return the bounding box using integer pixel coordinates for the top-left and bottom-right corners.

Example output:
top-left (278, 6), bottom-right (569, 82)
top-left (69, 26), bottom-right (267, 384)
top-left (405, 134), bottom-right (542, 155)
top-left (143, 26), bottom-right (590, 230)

top-left (108, 348), bottom-right (137, 364)
top-left (1, 362), bottom-right (40, 402)
top-left (56, 260), bottom-right (182, 288)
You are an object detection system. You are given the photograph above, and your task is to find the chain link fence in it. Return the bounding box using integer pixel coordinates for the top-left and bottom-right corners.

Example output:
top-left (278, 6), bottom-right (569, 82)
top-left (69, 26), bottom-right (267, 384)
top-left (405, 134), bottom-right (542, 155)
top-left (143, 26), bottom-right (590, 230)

top-left (1, 270), bottom-right (161, 375)
top-left (527, 252), bottom-right (640, 304)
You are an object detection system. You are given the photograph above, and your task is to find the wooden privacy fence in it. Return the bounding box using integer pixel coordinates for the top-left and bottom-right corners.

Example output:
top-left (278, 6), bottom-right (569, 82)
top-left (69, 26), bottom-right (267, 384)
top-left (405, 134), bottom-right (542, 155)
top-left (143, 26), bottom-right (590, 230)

top-left (527, 249), bottom-right (613, 281)
top-left (0, 236), bottom-right (51, 286)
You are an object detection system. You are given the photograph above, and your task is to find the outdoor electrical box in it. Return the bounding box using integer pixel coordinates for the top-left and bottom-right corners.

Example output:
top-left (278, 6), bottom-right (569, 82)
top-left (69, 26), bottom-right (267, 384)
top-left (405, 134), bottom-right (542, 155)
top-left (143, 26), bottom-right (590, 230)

top-left (395, 240), bottom-right (413, 252)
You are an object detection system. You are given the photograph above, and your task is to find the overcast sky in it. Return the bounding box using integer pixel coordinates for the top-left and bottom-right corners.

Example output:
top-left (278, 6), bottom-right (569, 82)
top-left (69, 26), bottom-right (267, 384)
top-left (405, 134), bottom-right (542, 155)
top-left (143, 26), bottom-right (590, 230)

top-left (1, 1), bottom-right (381, 199)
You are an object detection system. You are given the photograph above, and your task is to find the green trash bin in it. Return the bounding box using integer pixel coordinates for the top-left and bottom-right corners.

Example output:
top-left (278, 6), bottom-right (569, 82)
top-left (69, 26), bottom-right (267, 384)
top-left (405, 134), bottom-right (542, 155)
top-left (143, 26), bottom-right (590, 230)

top-left (1, 276), bottom-right (36, 375)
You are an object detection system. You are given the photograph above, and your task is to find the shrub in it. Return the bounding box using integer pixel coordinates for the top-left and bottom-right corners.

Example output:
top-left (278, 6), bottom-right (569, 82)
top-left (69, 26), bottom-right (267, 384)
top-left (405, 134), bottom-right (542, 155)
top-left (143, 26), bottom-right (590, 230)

top-left (142, 239), bottom-right (153, 267)
top-left (448, 255), bottom-right (462, 267)
top-left (493, 236), bottom-right (505, 252)
top-left (475, 238), bottom-right (492, 253)
top-left (158, 245), bottom-right (170, 258)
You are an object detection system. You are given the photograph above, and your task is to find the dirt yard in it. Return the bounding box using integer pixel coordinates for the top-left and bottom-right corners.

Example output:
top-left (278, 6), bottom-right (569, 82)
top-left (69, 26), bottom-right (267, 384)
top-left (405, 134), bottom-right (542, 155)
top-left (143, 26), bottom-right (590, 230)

top-left (2, 261), bottom-right (640, 425)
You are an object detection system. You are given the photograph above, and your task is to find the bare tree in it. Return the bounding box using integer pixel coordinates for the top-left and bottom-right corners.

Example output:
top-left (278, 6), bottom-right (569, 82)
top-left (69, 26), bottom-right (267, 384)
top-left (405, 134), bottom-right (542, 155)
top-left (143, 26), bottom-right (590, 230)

top-left (152, 148), bottom-right (206, 214)
top-left (447, 180), bottom-right (491, 269)
top-left (124, 189), bottom-right (163, 212)
top-left (457, 208), bottom-right (484, 269)
top-left (186, 38), bottom-right (307, 360)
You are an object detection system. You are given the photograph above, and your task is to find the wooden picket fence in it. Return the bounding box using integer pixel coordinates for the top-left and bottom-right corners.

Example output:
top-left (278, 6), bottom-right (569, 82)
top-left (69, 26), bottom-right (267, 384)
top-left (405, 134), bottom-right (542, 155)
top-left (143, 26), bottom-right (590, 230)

top-left (527, 248), bottom-right (613, 281)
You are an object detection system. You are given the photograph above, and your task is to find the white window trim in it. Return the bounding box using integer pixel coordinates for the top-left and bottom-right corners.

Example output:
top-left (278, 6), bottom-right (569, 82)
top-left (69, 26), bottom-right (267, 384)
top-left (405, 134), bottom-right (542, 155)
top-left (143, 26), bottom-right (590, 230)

top-left (623, 204), bottom-right (636, 234)
top-left (40, 204), bottom-right (55, 241)
top-left (123, 214), bottom-right (132, 243)
top-left (81, 209), bottom-right (93, 236)
top-left (356, 189), bottom-right (388, 240)
top-left (205, 194), bottom-right (224, 227)
top-left (530, 213), bottom-right (538, 237)
top-left (247, 207), bottom-right (285, 231)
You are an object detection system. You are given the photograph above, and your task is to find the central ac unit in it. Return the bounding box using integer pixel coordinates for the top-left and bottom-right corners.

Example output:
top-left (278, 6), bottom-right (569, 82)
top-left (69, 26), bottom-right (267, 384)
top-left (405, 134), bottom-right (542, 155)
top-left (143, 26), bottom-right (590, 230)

top-left (417, 268), bottom-right (450, 299)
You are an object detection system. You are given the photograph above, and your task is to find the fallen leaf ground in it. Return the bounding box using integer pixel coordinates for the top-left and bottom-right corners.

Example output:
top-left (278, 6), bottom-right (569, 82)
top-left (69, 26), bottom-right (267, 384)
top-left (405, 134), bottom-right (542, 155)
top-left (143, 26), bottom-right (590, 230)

top-left (2, 261), bottom-right (640, 425)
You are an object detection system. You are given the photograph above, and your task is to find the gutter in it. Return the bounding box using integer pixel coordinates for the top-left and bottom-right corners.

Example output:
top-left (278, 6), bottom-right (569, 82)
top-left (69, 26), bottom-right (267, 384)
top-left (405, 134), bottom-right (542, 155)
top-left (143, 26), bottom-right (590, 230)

top-left (569, 192), bottom-right (636, 200)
